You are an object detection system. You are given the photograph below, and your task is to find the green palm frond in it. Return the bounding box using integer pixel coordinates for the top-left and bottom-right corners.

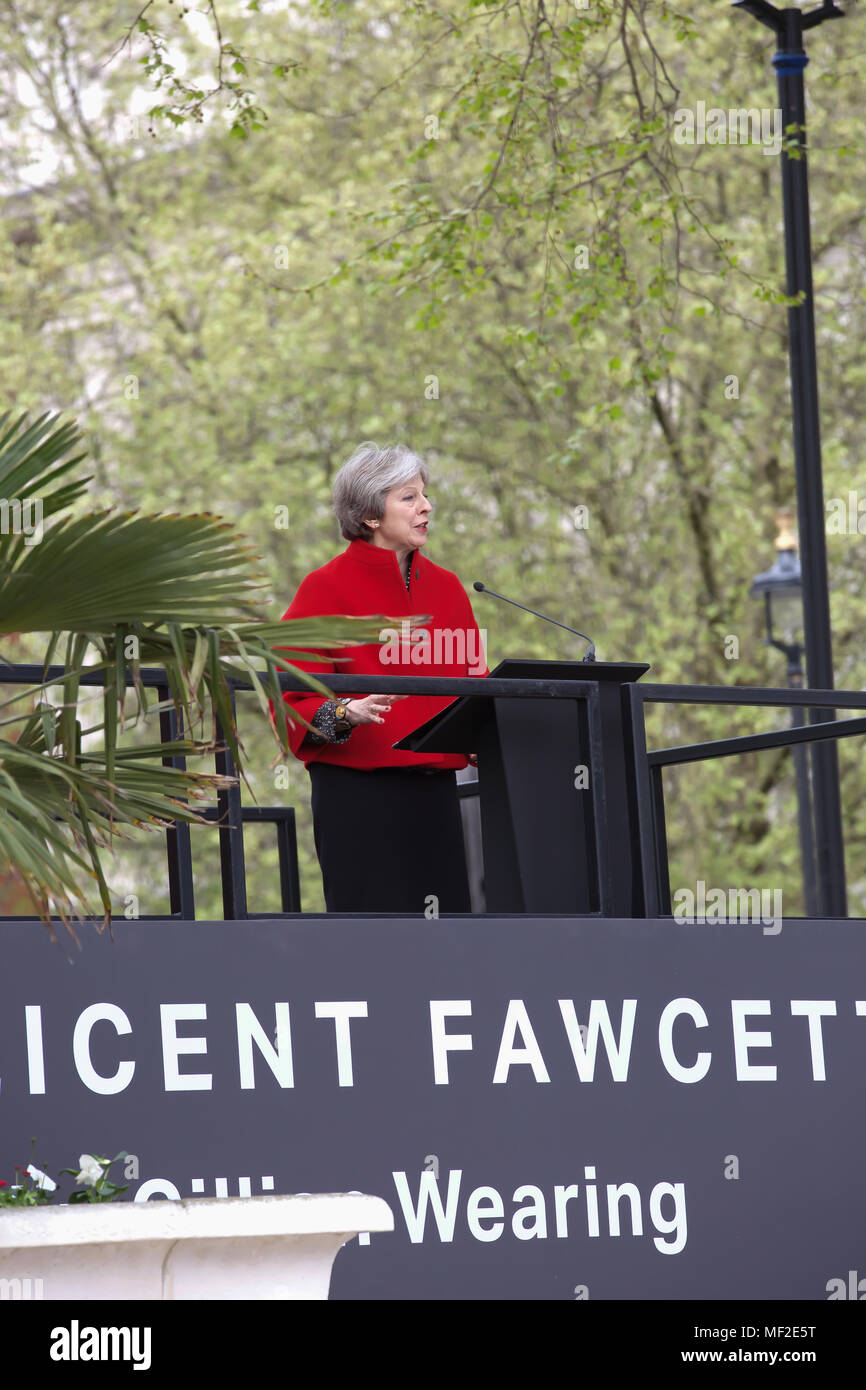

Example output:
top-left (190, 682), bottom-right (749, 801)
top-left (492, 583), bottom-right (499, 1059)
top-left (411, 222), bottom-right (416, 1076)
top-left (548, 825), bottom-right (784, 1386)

top-left (0, 509), bottom-right (266, 631)
top-left (0, 732), bottom-right (236, 934)
top-left (0, 411), bottom-right (90, 521)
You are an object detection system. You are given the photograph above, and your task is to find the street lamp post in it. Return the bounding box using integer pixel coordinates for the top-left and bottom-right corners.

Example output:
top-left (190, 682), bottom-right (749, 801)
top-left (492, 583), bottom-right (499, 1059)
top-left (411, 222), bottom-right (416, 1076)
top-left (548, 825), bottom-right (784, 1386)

top-left (750, 510), bottom-right (819, 917)
top-left (733, 0), bottom-right (847, 917)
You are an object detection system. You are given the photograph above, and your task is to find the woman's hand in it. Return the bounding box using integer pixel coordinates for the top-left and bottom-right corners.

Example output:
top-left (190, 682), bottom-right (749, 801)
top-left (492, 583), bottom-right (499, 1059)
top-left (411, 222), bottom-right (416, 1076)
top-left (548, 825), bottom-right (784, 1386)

top-left (345, 694), bottom-right (408, 726)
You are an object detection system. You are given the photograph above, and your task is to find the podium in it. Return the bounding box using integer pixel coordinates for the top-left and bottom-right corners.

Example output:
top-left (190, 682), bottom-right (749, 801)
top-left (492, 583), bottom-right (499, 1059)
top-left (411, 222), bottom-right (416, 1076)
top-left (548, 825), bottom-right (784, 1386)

top-left (394, 658), bottom-right (650, 915)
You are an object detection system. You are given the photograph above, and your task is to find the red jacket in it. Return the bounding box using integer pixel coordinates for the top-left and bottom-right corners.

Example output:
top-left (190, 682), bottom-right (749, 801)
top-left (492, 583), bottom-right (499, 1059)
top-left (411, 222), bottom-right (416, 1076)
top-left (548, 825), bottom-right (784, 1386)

top-left (274, 537), bottom-right (489, 770)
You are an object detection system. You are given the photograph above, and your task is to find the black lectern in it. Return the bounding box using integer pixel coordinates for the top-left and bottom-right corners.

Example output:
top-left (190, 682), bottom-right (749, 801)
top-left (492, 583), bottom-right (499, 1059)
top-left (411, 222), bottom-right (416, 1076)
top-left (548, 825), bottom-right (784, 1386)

top-left (394, 658), bottom-right (650, 915)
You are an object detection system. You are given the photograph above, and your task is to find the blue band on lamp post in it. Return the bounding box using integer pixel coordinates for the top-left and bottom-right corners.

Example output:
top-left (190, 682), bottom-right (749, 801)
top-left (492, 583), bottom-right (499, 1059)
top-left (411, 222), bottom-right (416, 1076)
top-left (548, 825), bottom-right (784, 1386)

top-left (772, 53), bottom-right (809, 75)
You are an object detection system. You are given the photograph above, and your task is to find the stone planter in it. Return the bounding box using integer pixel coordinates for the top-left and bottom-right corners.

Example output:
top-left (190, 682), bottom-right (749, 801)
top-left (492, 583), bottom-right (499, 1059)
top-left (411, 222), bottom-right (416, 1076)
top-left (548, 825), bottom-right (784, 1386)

top-left (0, 1192), bottom-right (393, 1300)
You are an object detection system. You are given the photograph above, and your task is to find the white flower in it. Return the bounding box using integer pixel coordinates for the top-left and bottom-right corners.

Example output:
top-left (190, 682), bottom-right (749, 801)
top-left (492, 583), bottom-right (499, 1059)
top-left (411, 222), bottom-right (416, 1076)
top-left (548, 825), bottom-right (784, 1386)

top-left (75, 1154), bottom-right (104, 1186)
top-left (26, 1164), bottom-right (56, 1192)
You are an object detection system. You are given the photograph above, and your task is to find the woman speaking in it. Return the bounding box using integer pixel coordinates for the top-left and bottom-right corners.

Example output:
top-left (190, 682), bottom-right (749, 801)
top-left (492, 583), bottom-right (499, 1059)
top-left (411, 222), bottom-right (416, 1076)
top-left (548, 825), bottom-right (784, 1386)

top-left (276, 441), bottom-right (488, 914)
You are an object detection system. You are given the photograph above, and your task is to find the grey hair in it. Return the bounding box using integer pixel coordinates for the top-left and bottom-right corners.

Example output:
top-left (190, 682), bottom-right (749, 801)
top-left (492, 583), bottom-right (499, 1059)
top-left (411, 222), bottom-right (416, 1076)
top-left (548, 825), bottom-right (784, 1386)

top-left (332, 440), bottom-right (429, 541)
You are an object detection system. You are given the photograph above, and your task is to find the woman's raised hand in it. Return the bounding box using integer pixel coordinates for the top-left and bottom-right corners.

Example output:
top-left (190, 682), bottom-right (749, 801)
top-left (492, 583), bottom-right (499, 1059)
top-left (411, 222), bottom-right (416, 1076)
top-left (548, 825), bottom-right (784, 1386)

top-left (345, 694), bottom-right (408, 726)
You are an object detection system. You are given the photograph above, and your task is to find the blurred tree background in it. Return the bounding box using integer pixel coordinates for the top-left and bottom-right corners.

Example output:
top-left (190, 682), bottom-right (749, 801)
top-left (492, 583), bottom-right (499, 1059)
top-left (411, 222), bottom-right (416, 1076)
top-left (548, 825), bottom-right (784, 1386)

top-left (1, 0), bottom-right (864, 918)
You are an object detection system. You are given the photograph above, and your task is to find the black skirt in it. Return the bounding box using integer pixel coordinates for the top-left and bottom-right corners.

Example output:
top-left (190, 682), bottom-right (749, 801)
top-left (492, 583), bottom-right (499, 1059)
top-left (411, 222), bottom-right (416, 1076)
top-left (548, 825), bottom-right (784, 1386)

top-left (308, 762), bottom-right (472, 914)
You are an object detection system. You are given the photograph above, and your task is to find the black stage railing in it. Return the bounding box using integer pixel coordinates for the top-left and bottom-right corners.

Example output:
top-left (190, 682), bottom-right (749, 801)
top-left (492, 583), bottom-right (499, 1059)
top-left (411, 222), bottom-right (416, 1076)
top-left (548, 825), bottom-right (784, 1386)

top-left (2, 664), bottom-right (865, 919)
top-left (628, 682), bottom-right (866, 919)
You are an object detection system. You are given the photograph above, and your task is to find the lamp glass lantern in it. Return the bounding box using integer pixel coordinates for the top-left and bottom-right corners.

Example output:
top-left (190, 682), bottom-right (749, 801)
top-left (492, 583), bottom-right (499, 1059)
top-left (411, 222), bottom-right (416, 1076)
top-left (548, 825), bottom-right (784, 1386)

top-left (749, 510), bottom-right (805, 651)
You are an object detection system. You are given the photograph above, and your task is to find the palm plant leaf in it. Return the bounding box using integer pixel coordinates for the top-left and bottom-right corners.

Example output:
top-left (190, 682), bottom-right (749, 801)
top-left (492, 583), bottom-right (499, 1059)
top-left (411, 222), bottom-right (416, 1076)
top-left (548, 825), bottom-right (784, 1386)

top-left (0, 733), bottom-right (236, 931)
top-left (0, 411), bottom-right (90, 519)
top-left (0, 510), bottom-right (265, 631)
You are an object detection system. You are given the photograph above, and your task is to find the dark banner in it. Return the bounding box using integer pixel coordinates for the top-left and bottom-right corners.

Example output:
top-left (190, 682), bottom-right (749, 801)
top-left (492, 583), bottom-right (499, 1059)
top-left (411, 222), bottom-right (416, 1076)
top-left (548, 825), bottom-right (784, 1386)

top-left (1, 916), bottom-right (864, 1301)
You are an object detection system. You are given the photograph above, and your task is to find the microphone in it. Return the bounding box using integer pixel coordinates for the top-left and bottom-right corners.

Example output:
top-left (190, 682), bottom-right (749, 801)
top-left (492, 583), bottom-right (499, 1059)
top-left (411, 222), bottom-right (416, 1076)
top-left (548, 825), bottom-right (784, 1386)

top-left (473, 581), bottom-right (596, 662)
